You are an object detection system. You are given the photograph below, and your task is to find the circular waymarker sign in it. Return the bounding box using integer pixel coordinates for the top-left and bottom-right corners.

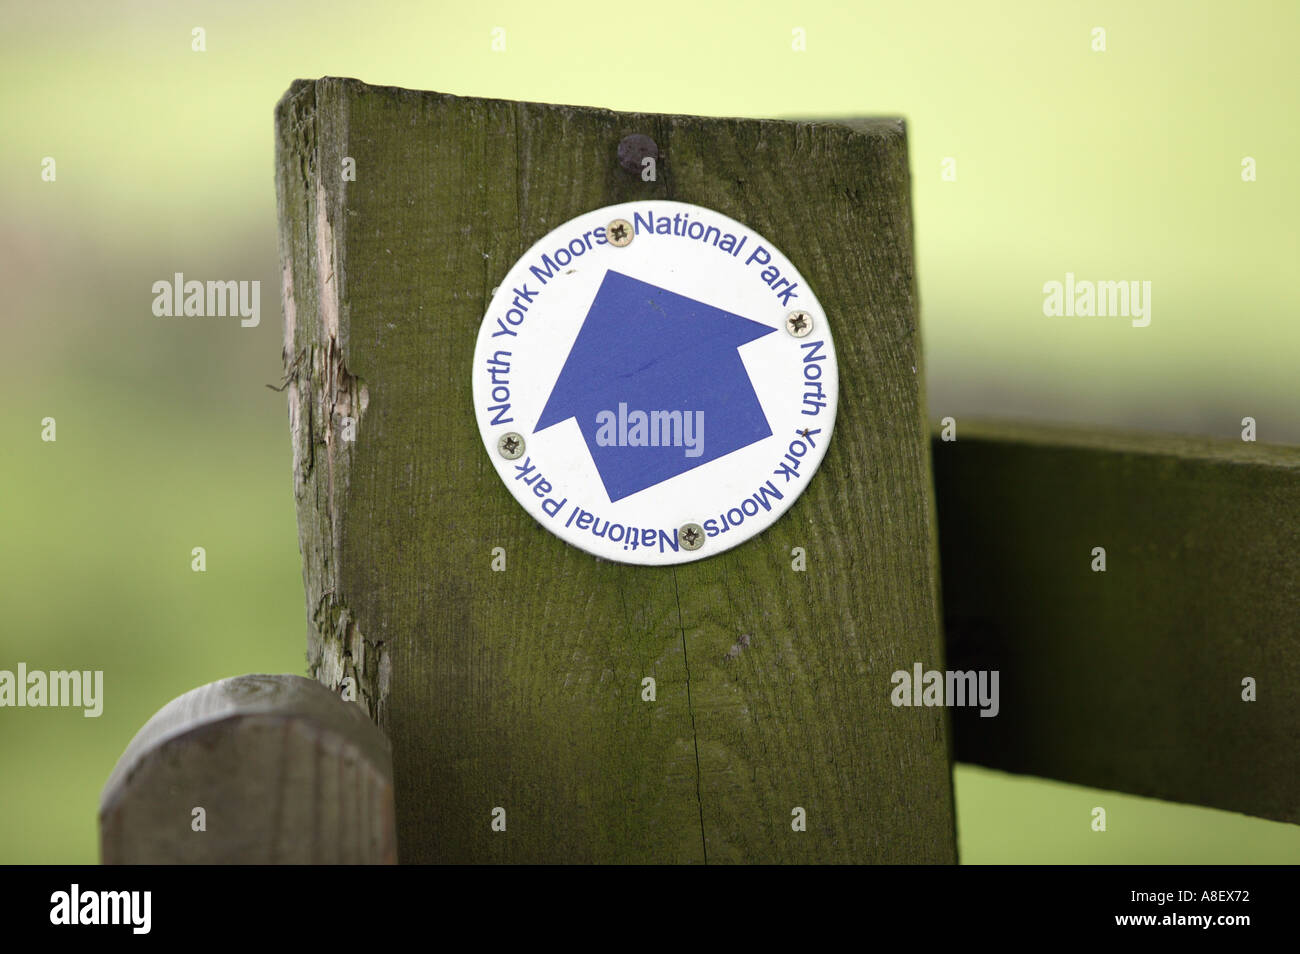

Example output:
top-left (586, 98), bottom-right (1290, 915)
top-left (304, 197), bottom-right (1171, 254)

top-left (472, 200), bottom-right (838, 565)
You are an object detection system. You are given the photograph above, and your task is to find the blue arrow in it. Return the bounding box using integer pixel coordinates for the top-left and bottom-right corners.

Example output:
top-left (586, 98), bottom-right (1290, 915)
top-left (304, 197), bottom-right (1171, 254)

top-left (536, 270), bottom-right (776, 502)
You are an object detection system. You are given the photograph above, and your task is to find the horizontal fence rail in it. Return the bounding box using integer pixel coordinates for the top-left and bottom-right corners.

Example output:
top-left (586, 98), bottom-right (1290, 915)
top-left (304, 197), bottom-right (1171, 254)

top-left (934, 420), bottom-right (1300, 825)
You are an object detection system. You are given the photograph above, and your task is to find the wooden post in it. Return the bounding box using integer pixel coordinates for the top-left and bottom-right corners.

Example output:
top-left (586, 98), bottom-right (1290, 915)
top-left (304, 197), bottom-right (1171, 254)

top-left (934, 420), bottom-right (1300, 824)
top-left (274, 78), bottom-right (953, 862)
top-left (100, 674), bottom-right (396, 863)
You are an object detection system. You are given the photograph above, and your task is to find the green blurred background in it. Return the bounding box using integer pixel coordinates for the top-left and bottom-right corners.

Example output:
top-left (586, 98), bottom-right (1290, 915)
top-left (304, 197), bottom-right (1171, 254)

top-left (2, 0), bottom-right (1296, 863)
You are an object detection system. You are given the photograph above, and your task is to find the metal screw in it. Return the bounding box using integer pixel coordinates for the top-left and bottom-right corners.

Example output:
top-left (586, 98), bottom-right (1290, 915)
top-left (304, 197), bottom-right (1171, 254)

top-left (679, 522), bottom-right (705, 551)
top-left (606, 219), bottom-right (633, 247)
top-left (617, 134), bottom-right (658, 175)
top-left (786, 310), bottom-right (813, 337)
top-left (498, 432), bottom-right (525, 460)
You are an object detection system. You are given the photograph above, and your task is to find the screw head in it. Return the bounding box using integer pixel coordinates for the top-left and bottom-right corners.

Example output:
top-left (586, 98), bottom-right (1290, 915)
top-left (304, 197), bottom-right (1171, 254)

top-left (606, 219), bottom-right (634, 247)
top-left (786, 310), bottom-right (813, 338)
top-left (617, 134), bottom-right (658, 175)
top-left (498, 432), bottom-right (525, 460)
top-left (679, 522), bottom-right (705, 551)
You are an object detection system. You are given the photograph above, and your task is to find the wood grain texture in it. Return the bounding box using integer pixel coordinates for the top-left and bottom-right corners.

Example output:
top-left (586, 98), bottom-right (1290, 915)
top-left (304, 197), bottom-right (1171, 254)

top-left (99, 674), bottom-right (396, 863)
top-left (275, 78), bottom-right (953, 863)
top-left (934, 420), bottom-right (1300, 824)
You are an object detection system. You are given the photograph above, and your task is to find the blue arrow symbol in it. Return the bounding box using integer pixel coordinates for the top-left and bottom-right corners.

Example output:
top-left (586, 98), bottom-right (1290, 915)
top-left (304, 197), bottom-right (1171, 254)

top-left (536, 270), bottom-right (776, 502)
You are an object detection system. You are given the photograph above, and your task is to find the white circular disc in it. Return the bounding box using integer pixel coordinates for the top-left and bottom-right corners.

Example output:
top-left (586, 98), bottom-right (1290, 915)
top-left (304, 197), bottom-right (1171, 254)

top-left (472, 199), bottom-right (838, 565)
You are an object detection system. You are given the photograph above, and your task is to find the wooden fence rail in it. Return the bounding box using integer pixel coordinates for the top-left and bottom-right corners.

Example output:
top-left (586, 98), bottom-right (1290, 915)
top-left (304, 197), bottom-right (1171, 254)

top-left (933, 420), bottom-right (1300, 825)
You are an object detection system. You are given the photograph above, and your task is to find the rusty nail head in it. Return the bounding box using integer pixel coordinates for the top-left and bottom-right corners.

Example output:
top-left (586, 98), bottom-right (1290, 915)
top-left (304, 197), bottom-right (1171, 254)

top-left (607, 219), bottom-right (633, 247)
top-left (679, 522), bottom-right (705, 551)
top-left (618, 133), bottom-right (658, 175)
top-left (498, 432), bottom-right (525, 460)
top-left (786, 310), bottom-right (813, 337)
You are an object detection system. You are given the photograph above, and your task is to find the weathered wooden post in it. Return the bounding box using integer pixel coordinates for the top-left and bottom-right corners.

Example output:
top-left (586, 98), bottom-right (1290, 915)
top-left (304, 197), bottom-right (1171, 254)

top-left (274, 77), bottom-right (953, 862)
top-left (100, 674), bottom-right (395, 863)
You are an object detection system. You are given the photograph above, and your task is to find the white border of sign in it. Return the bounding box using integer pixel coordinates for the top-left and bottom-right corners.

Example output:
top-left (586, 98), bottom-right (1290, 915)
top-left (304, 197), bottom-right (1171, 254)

top-left (472, 200), bottom-right (839, 566)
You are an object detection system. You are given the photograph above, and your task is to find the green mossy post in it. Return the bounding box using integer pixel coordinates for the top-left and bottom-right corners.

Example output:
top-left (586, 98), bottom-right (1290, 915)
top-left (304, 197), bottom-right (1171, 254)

top-left (274, 78), bottom-right (953, 863)
top-left (935, 421), bottom-right (1300, 825)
